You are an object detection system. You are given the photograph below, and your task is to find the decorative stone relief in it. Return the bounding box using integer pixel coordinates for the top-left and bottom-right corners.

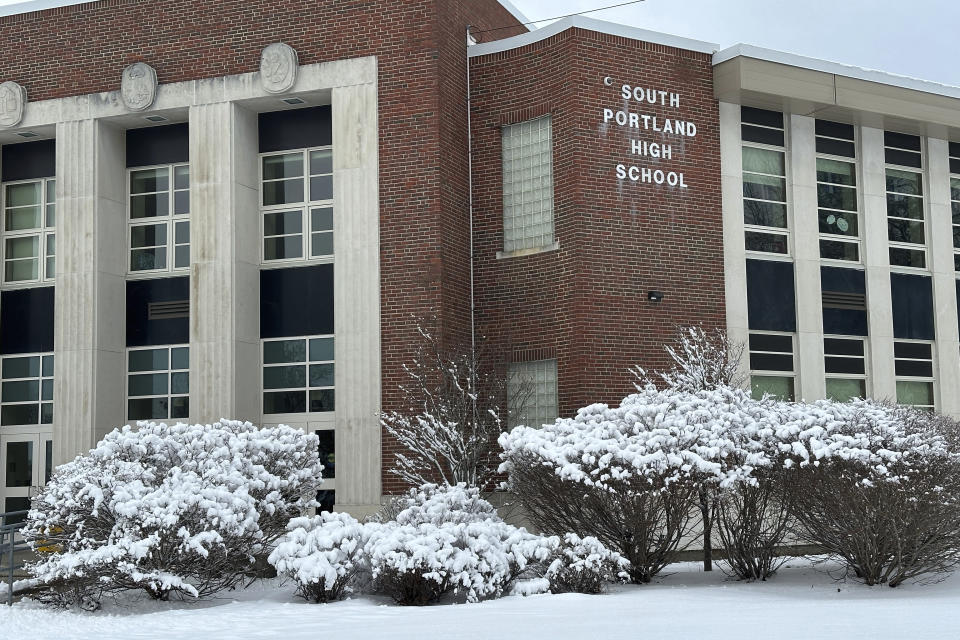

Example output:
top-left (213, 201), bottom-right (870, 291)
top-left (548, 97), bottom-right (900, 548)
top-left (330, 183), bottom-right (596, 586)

top-left (121, 62), bottom-right (158, 111)
top-left (260, 43), bottom-right (299, 94)
top-left (0, 81), bottom-right (27, 127)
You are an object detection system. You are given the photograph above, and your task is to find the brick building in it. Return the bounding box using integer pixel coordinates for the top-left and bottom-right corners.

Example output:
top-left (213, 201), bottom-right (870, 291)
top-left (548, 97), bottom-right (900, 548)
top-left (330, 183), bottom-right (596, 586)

top-left (0, 0), bottom-right (958, 517)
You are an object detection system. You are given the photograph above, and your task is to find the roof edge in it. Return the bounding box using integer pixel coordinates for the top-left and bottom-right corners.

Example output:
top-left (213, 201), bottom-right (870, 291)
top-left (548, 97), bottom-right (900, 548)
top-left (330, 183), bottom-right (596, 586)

top-left (469, 15), bottom-right (718, 57)
top-left (495, 0), bottom-right (530, 26)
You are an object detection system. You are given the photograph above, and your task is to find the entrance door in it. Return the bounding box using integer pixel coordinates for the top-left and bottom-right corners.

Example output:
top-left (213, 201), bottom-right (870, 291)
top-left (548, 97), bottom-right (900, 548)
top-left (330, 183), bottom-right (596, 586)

top-left (1, 432), bottom-right (52, 524)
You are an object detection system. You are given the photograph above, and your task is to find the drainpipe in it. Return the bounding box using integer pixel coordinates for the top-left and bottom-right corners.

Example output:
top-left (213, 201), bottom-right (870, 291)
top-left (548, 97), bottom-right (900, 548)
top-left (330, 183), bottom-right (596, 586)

top-left (466, 25), bottom-right (477, 359)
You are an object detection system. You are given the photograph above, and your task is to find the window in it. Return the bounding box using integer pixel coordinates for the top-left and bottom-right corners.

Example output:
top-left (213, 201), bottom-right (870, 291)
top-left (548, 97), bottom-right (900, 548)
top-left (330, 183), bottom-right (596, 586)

top-left (3, 178), bottom-right (55, 283)
top-left (260, 147), bottom-right (333, 263)
top-left (894, 341), bottom-right (934, 409)
top-left (824, 337), bottom-right (867, 401)
top-left (741, 106), bottom-right (788, 255)
top-left (816, 120), bottom-right (859, 262)
top-left (748, 332), bottom-right (795, 400)
top-left (262, 335), bottom-right (335, 414)
top-left (127, 345), bottom-right (189, 420)
top-left (0, 353), bottom-right (53, 426)
top-left (502, 115), bottom-right (554, 253)
top-left (884, 132), bottom-right (926, 269)
top-left (950, 142), bottom-right (960, 272)
top-left (508, 359), bottom-right (558, 428)
top-left (128, 164), bottom-right (190, 273)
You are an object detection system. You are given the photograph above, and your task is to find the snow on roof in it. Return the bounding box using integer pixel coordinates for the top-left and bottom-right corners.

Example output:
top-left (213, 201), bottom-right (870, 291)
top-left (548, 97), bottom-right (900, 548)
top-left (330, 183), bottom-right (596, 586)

top-left (0, 0), bottom-right (82, 17)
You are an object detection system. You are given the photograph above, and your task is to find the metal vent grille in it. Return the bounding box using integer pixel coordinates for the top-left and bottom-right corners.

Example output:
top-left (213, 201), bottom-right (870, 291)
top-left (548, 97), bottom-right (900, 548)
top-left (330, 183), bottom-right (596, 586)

top-left (148, 300), bottom-right (189, 320)
top-left (822, 291), bottom-right (866, 310)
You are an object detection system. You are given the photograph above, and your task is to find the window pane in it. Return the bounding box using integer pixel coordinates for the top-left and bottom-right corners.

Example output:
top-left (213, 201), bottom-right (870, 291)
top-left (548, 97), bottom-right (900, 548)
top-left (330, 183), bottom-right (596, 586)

top-left (815, 138), bottom-right (856, 158)
top-left (263, 390), bottom-right (306, 414)
top-left (743, 174), bottom-right (786, 202)
top-left (309, 389), bottom-right (336, 412)
top-left (309, 337), bottom-right (334, 361)
top-left (311, 232), bottom-right (333, 257)
top-left (128, 397), bottom-right (168, 420)
top-left (5, 258), bottom-right (38, 282)
top-left (825, 378), bottom-right (866, 402)
top-left (170, 372), bottom-right (189, 395)
top-left (171, 396), bottom-right (189, 419)
top-left (264, 210), bottom-right (303, 236)
top-left (5, 206), bottom-right (41, 231)
top-left (41, 355), bottom-right (54, 377)
top-left (894, 342), bottom-right (931, 359)
top-left (130, 247), bottom-right (167, 271)
top-left (886, 194), bottom-right (924, 220)
top-left (130, 168), bottom-right (169, 194)
top-left (741, 125), bottom-right (784, 147)
top-left (6, 235), bottom-right (38, 259)
top-left (889, 247), bottom-right (925, 268)
top-left (131, 223), bottom-right (167, 248)
top-left (750, 375), bottom-right (794, 401)
top-left (818, 211), bottom-right (858, 236)
top-left (128, 373), bottom-right (168, 396)
top-left (316, 430), bottom-right (335, 479)
top-left (896, 380), bottom-right (933, 407)
top-left (264, 236), bottom-right (303, 260)
top-left (40, 402), bottom-right (53, 424)
top-left (130, 193), bottom-right (170, 219)
top-left (311, 207), bottom-right (333, 232)
top-left (3, 356), bottom-right (40, 378)
top-left (1, 404), bottom-right (38, 426)
top-left (171, 347), bottom-right (189, 370)
top-left (309, 363), bottom-right (334, 387)
top-left (174, 190), bottom-right (190, 215)
top-left (744, 231), bottom-right (788, 254)
top-left (175, 245), bottom-right (190, 269)
top-left (743, 200), bottom-right (787, 228)
top-left (886, 169), bottom-right (922, 195)
top-left (263, 365), bottom-right (306, 389)
top-left (309, 175), bottom-right (333, 201)
top-left (175, 221), bottom-right (190, 244)
top-left (749, 353), bottom-right (794, 372)
top-left (887, 219), bottom-right (924, 244)
top-left (6, 182), bottom-right (40, 207)
top-left (2, 380), bottom-right (38, 402)
top-left (174, 165), bottom-right (190, 190)
top-left (5, 441), bottom-right (32, 486)
top-left (742, 147), bottom-right (785, 175)
top-left (816, 158), bottom-right (856, 186)
top-left (129, 349), bottom-right (167, 372)
top-left (262, 154), bottom-right (303, 181)
top-left (310, 149), bottom-right (333, 175)
top-left (824, 356), bottom-right (865, 375)
top-left (817, 184), bottom-right (857, 211)
top-left (264, 339), bottom-right (306, 364)
top-left (41, 378), bottom-right (53, 401)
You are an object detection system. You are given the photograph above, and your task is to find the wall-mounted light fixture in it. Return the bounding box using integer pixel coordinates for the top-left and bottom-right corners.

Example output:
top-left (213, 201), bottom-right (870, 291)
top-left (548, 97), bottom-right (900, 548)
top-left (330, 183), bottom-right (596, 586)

top-left (648, 290), bottom-right (664, 303)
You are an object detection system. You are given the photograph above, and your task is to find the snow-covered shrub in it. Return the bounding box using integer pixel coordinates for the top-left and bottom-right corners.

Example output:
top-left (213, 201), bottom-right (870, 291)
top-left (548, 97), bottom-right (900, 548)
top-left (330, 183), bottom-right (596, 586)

top-left (500, 384), bottom-right (778, 583)
top-left (25, 420), bottom-right (324, 605)
top-left (544, 533), bottom-right (628, 594)
top-left (269, 513), bottom-right (373, 603)
top-left (782, 400), bottom-right (960, 586)
top-left (366, 518), bottom-right (552, 605)
top-left (393, 483), bottom-right (500, 526)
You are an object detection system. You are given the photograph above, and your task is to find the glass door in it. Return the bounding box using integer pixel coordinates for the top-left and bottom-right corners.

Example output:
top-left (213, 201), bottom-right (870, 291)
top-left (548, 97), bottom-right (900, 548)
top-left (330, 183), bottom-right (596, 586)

top-left (1, 432), bottom-right (49, 524)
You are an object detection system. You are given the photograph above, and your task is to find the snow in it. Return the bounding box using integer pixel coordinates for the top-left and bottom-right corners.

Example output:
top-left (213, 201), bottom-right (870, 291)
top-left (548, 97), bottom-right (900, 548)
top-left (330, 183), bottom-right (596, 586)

top-left (2, 558), bottom-right (958, 640)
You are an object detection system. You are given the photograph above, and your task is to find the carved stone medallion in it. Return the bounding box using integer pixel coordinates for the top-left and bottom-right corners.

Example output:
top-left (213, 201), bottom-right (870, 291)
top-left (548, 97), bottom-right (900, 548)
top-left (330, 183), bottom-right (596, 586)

top-left (260, 43), bottom-right (299, 94)
top-left (0, 81), bottom-right (26, 127)
top-left (121, 62), bottom-right (158, 111)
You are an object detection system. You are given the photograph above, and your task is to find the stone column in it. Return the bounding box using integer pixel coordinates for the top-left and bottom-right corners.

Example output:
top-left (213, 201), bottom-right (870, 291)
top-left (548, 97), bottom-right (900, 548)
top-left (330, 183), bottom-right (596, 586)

top-left (188, 97), bottom-right (261, 424)
top-left (860, 126), bottom-right (896, 403)
top-left (53, 117), bottom-right (126, 464)
top-left (718, 101), bottom-right (750, 387)
top-left (927, 138), bottom-right (960, 417)
top-left (790, 114), bottom-right (825, 401)
top-left (332, 77), bottom-right (382, 515)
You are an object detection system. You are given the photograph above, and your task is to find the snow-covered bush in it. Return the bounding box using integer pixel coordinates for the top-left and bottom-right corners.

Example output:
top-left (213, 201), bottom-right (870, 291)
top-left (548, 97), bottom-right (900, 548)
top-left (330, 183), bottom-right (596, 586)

top-left (500, 384), bottom-right (778, 583)
top-left (393, 483), bottom-right (500, 526)
top-left (25, 420), bottom-right (324, 606)
top-left (269, 512), bottom-right (374, 603)
top-left (781, 400), bottom-right (960, 586)
top-left (544, 534), bottom-right (628, 594)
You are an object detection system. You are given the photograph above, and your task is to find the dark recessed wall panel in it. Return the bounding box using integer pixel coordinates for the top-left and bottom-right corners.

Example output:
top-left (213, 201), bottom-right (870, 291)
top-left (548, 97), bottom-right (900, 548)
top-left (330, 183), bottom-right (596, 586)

top-left (746, 259), bottom-right (796, 332)
top-left (2, 139), bottom-right (55, 182)
top-left (126, 123), bottom-right (189, 168)
top-left (0, 287), bottom-right (54, 354)
top-left (258, 106), bottom-right (332, 153)
top-left (260, 265), bottom-right (334, 339)
top-left (891, 273), bottom-right (934, 340)
top-left (126, 277), bottom-right (190, 347)
top-left (821, 266), bottom-right (868, 336)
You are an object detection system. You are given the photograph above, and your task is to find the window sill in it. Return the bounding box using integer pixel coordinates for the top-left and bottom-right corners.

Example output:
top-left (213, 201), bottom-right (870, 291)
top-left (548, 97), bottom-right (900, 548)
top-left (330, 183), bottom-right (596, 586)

top-left (496, 242), bottom-right (560, 260)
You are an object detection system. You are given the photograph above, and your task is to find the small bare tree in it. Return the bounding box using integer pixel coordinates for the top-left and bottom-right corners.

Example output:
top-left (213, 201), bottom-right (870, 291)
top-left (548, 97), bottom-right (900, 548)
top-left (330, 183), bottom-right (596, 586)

top-left (381, 323), bottom-right (524, 491)
top-left (636, 325), bottom-right (747, 572)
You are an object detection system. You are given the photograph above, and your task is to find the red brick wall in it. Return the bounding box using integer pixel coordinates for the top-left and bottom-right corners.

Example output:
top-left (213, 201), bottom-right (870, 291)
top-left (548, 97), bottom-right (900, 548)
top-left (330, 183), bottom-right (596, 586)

top-left (469, 27), bottom-right (726, 418)
top-left (0, 0), bottom-right (524, 494)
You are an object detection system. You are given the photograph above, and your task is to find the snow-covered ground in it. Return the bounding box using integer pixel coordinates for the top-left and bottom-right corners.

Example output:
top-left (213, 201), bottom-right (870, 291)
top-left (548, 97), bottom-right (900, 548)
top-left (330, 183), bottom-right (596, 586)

top-left (2, 558), bottom-right (958, 640)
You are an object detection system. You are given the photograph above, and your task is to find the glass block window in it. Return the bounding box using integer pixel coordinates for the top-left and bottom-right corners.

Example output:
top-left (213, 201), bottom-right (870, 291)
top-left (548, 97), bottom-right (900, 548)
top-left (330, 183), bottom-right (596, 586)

top-left (824, 337), bottom-right (866, 401)
top-left (508, 359), bottom-right (558, 428)
top-left (0, 353), bottom-right (53, 426)
top-left (816, 121), bottom-right (859, 262)
top-left (748, 332), bottom-right (795, 401)
top-left (260, 147), bottom-right (334, 263)
top-left (894, 341), bottom-right (934, 410)
top-left (128, 164), bottom-right (190, 273)
top-left (884, 132), bottom-right (926, 269)
top-left (127, 345), bottom-right (189, 420)
top-left (262, 335), bottom-right (335, 414)
top-left (741, 107), bottom-right (788, 255)
top-left (502, 115), bottom-right (554, 252)
top-left (3, 178), bottom-right (55, 283)
top-left (950, 142), bottom-right (960, 272)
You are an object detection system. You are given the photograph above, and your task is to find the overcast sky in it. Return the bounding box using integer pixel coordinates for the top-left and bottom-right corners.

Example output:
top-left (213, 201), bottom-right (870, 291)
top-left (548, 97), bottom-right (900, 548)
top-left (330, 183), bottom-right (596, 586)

top-left (509, 0), bottom-right (959, 87)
